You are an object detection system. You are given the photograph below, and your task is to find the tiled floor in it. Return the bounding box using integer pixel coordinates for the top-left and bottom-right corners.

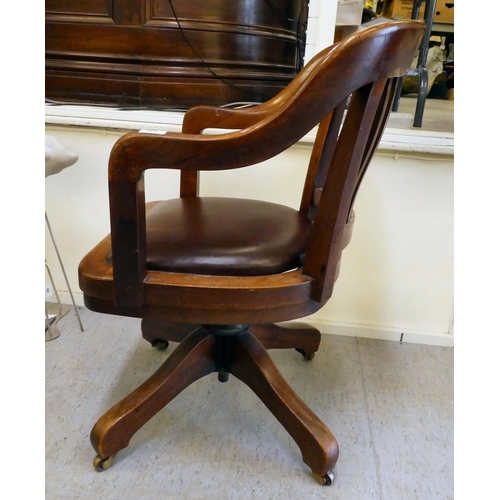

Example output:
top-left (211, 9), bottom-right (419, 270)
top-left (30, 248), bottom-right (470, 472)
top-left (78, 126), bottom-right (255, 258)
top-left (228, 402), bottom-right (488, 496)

top-left (46, 307), bottom-right (453, 499)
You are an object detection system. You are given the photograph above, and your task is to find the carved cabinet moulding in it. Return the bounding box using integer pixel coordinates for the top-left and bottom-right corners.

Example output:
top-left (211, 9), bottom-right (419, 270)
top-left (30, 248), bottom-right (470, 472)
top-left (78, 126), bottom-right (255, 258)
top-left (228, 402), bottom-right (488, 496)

top-left (45, 0), bottom-right (309, 108)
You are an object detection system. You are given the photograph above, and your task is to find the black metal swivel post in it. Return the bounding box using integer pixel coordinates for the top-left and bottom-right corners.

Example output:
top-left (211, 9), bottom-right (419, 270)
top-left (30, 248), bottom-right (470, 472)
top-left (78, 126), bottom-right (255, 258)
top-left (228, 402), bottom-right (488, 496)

top-left (392, 0), bottom-right (437, 127)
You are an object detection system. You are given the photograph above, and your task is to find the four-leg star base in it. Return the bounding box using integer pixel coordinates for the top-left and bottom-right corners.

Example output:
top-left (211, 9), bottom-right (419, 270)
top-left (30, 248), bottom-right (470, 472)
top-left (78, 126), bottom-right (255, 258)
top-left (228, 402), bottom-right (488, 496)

top-left (91, 324), bottom-right (338, 484)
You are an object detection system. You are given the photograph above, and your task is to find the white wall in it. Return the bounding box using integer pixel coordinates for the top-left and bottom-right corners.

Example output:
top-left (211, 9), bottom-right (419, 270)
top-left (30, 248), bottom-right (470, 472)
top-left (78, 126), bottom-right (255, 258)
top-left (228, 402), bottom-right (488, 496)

top-left (45, 123), bottom-right (453, 346)
top-left (308, 152), bottom-right (454, 344)
top-left (304, 0), bottom-right (338, 63)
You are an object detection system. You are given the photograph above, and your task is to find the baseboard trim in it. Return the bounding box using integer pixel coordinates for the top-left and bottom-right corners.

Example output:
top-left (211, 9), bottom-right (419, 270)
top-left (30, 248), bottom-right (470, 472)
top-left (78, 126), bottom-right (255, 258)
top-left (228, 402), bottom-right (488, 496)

top-left (290, 319), bottom-right (454, 347)
top-left (52, 290), bottom-right (85, 308)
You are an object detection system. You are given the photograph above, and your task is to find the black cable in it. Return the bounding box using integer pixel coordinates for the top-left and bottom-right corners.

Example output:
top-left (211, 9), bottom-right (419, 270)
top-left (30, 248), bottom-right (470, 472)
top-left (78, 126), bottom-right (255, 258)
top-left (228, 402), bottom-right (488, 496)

top-left (264, 0), bottom-right (308, 72)
top-left (264, 0), bottom-right (306, 27)
top-left (167, 0), bottom-right (308, 100)
top-left (167, 0), bottom-right (272, 102)
top-left (295, 5), bottom-right (309, 72)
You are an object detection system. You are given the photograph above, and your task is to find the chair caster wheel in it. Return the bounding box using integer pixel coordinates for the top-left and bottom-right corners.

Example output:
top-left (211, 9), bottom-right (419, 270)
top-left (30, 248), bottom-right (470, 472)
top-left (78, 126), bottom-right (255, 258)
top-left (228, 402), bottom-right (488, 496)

top-left (313, 470), bottom-right (334, 485)
top-left (152, 339), bottom-right (169, 351)
top-left (93, 453), bottom-right (116, 472)
top-left (295, 348), bottom-right (315, 361)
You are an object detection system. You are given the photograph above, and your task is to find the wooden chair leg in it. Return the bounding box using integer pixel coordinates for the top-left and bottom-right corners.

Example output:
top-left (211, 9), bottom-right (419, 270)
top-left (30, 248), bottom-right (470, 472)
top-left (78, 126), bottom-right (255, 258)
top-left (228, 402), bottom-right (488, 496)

top-left (91, 327), bottom-right (217, 466)
top-left (250, 323), bottom-right (321, 360)
top-left (230, 331), bottom-right (339, 483)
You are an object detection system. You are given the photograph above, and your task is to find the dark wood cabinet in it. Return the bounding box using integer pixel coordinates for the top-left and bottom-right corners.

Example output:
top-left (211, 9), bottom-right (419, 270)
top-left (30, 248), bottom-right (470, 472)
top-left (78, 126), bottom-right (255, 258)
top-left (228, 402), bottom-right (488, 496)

top-left (46, 0), bottom-right (309, 108)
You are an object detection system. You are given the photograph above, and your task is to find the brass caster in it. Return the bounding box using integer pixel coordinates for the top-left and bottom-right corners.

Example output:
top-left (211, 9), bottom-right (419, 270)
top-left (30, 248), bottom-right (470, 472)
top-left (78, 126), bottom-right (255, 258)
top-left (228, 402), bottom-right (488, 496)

top-left (295, 348), bottom-right (315, 361)
top-left (152, 339), bottom-right (169, 351)
top-left (93, 453), bottom-right (116, 472)
top-left (313, 470), bottom-right (334, 486)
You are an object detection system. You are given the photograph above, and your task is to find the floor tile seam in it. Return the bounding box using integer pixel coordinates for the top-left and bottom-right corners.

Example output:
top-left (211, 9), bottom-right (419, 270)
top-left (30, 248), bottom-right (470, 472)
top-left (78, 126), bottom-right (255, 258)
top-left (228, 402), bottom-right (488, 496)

top-left (355, 336), bottom-right (385, 500)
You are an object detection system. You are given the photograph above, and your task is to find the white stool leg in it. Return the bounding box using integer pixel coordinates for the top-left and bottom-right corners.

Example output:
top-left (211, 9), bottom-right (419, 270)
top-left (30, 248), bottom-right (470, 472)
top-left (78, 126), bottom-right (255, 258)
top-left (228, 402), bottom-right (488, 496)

top-left (45, 212), bottom-right (84, 331)
top-left (45, 302), bottom-right (60, 341)
top-left (45, 260), bottom-right (63, 314)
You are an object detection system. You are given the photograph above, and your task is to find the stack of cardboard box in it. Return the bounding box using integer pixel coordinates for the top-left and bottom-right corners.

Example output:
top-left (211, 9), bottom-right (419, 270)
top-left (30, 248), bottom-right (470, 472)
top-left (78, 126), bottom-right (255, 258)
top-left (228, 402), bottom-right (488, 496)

top-left (377, 0), bottom-right (454, 24)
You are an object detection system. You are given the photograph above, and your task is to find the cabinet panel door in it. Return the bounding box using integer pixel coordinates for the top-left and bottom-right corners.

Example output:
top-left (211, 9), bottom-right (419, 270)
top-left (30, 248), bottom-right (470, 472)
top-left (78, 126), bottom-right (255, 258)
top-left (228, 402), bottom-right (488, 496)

top-left (46, 0), bottom-right (309, 107)
top-left (45, 0), bottom-right (115, 23)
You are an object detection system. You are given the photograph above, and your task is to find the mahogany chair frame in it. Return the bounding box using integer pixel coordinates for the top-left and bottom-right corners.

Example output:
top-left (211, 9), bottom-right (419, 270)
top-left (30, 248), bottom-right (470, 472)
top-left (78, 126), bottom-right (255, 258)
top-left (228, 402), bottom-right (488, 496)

top-left (79, 19), bottom-right (424, 485)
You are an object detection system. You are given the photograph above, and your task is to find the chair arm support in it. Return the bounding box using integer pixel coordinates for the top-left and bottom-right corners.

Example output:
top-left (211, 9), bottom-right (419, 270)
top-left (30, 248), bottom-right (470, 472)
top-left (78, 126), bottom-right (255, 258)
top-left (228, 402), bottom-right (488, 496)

top-left (107, 124), bottom-right (306, 307)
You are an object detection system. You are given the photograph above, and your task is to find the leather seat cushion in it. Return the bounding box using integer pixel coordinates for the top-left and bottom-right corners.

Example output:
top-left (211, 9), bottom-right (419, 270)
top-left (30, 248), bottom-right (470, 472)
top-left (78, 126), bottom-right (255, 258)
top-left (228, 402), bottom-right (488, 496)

top-left (142, 197), bottom-right (312, 276)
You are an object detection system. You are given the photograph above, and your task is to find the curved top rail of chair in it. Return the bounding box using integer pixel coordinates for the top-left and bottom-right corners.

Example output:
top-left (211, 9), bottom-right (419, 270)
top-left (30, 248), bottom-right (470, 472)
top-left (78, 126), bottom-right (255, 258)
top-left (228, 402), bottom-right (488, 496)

top-left (107, 20), bottom-right (424, 181)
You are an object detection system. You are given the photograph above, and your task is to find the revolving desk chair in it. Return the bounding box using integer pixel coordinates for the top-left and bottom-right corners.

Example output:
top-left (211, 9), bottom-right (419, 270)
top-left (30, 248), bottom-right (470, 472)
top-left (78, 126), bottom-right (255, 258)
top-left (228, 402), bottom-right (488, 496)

top-left (79, 19), bottom-right (424, 485)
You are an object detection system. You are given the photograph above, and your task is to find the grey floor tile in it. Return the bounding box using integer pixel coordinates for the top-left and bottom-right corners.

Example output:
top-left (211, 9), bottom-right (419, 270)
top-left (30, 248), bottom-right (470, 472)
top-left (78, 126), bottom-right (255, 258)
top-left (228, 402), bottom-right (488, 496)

top-left (369, 414), bottom-right (453, 500)
top-left (46, 307), bottom-right (453, 499)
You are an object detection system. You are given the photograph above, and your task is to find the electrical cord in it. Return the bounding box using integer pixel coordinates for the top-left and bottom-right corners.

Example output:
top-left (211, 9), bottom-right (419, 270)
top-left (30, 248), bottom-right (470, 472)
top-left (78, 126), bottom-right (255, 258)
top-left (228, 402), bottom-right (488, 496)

top-left (45, 97), bottom-right (259, 111)
top-left (264, 0), bottom-right (308, 72)
top-left (166, 0), bottom-right (274, 101)
top-left (45, 98), bottom-right (192, 112)
top-left (166, 0), bottom-right (307, 98)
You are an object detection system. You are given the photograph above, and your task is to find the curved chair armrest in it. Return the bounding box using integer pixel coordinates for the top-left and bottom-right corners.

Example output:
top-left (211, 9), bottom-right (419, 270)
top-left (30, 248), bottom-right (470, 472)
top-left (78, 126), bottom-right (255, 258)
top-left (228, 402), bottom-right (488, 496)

top-left (109, 127), bottom-right (303, 183)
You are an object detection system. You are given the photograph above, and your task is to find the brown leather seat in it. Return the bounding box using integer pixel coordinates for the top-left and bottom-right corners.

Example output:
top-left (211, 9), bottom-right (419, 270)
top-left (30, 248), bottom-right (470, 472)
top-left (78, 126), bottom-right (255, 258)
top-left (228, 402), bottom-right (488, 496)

top-left (79, 19), bottom-right (424, 486)
top-left (127, 198), bottom-right (313, 276)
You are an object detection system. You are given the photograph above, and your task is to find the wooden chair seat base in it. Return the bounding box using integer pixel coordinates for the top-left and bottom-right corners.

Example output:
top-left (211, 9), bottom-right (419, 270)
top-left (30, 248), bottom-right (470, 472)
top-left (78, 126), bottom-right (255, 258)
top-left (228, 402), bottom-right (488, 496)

top-left (90, 325), bottom-right (338, 482)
